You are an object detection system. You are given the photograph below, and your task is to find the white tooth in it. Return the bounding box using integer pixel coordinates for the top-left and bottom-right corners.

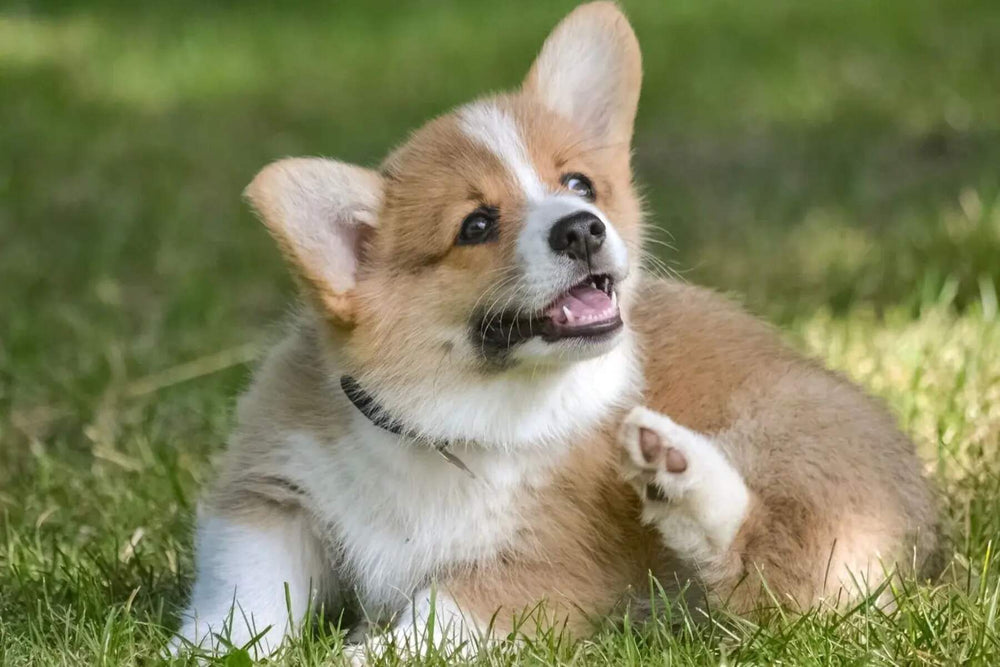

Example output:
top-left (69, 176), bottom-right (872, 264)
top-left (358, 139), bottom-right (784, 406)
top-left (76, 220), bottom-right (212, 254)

top-left (562, 306), bottom-right (574, 323)
top-left (611, 291), bottom-right (618, 308)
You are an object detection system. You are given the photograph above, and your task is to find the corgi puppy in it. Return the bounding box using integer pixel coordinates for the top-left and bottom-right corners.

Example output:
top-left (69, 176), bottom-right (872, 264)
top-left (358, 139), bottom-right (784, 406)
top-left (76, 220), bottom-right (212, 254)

top-left (174, 2), bottom-right (939, 659)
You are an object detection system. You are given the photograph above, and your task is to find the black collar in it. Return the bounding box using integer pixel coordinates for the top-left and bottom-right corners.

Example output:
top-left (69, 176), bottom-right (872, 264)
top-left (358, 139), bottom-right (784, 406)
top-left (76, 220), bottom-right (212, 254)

top-left (340, 374), bottom-right (408, 436)
top-left (340, 375), bottom-right (476, 478)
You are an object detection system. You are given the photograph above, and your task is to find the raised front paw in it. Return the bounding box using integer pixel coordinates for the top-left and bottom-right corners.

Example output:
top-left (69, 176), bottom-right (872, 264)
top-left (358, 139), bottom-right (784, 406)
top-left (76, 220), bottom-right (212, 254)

top-left (619, 406), bottom-right (701, 505)
top-left (619, 406), bottom-right (751, 561)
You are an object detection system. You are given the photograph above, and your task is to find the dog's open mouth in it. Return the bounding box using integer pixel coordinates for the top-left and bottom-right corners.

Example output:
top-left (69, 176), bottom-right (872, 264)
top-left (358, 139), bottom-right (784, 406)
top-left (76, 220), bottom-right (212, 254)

top-left (476, 274), bottom-right (623, 351)
top-left (542, 274), bottom-right (621, 340)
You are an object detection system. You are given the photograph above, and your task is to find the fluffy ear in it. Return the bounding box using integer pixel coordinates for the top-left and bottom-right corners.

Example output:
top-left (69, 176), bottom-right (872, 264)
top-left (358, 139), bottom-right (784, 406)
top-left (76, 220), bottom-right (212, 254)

top-left (244, 158), bottom-right (382, 327)
top-left (522, 2), bottom-right (642, 144)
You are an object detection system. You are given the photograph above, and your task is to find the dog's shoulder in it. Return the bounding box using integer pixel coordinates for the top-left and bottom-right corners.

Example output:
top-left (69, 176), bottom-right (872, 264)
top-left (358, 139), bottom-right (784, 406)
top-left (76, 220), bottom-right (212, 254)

top-left (209, 317), bottom-right (352, 513)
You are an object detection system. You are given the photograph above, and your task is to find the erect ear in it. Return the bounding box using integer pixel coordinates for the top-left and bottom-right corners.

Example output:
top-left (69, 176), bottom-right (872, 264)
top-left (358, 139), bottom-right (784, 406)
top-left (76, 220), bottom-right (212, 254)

top-left (522, 2), bottom-right (642, 145)
top-left (244, 158), bottom-right (382, 327)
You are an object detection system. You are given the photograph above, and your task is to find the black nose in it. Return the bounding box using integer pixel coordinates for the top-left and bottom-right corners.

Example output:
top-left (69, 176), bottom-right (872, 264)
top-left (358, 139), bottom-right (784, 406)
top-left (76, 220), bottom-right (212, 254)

top-left (548, 211), bottom-right (606, 260)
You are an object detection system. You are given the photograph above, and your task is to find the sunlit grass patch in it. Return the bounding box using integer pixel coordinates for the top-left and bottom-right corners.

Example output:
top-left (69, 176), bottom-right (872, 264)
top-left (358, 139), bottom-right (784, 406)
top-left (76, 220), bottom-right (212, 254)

top-left (2, 0), bottom-right (1000, 663)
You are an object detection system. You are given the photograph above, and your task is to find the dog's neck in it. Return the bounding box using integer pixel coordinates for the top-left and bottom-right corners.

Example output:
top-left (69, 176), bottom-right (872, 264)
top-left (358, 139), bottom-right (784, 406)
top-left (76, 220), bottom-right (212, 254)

top-left (332, 331), bottom-right (641, 452)
top-left (340, 373), bottom-right (478, 477)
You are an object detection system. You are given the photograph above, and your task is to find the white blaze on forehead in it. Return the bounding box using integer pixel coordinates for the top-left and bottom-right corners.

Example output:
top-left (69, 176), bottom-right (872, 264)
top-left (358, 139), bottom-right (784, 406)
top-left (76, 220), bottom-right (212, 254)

top-left (458, 102), bottom-right (630, 323)
top-left (517, 193), bottom-right (630, 307)
top-left (457, 102), bottom-right (546, 202)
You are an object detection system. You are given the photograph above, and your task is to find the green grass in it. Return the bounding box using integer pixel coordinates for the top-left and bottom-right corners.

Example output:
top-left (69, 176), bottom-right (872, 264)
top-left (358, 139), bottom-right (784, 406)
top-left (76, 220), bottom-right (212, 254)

top-left (1, 0), bottom-right (999, 664)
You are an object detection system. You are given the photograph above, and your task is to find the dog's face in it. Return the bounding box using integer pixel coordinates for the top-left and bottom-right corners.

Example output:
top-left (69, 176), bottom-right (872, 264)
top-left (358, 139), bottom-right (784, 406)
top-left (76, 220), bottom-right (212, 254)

top-left (247, 3), bottom-right (642, 383)
top-left (363, 90), bottom-right (642, 370)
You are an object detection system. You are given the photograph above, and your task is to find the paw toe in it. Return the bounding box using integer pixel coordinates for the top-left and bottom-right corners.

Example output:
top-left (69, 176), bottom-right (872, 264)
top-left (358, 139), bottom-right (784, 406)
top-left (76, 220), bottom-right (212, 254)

top-left (664, 446), bottom-right (688, 473)
top-left (639, 427), bottom-right (662, 463)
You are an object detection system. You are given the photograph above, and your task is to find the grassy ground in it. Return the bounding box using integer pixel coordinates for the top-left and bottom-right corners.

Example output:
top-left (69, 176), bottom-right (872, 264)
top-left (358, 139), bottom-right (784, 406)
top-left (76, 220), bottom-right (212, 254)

top-left (2, 0), bottom-right (999, 664)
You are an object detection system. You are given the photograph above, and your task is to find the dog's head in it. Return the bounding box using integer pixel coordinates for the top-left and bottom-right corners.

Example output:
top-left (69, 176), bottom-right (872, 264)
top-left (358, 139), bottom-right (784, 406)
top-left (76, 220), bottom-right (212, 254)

top-left (246, 3), bottom-right (644, 446)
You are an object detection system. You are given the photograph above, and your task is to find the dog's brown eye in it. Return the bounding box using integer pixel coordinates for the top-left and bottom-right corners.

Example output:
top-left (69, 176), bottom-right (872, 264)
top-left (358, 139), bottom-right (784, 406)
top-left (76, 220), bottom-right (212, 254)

top-left (561, 173), bottom-right (595, 201)
top-left (456, 207), bottom-right (499, 246)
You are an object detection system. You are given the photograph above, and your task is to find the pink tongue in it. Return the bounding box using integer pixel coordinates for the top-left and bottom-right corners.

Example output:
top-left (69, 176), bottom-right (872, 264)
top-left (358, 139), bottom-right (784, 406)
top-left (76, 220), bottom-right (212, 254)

top-left (546, 285), bottom-right (615, 325)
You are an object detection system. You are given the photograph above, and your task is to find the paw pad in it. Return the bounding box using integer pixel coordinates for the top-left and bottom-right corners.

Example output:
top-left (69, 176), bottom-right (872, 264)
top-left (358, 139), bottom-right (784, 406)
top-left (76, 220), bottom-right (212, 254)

top-left (638, 427), bottom-right (688, 473)
top-left (665, 446), bottom-right (688, 473)
top-left (639, 427), bottom-right (661, 463)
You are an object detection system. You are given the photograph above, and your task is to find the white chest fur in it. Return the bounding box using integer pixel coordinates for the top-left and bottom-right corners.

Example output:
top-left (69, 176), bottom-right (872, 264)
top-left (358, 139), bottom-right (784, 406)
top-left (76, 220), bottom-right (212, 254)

top-left (284, 422), bottom-right (561, 619)
top-left (271, 335), bottom-right (639, 621)
top-left (178, 335), bottom-right (639, 653)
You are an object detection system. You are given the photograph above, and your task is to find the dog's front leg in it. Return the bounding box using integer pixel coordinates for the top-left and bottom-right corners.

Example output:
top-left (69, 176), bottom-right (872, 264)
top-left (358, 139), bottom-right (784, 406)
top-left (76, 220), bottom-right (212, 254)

top-left (172, 504), bottom-right (333, 658)
top-left (346, 585), bottom-right (484, 665)
top-left (347, 560), bottom-right (629, 663)
top-left (619, 406), bottom-right (751, 568)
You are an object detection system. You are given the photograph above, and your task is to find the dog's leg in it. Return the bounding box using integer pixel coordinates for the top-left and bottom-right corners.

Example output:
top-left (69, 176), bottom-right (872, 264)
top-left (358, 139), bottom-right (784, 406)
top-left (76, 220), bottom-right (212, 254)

top-left (620, 406), bottom-right (750, 566)
top-left (172, 506), bottom-right (331, 658)
top-left (619, 406), bottom-right (754, 601)
top-left (621, 406), bottom-right (915, 613)
top-left (346, 586), bottom-right (482, 665)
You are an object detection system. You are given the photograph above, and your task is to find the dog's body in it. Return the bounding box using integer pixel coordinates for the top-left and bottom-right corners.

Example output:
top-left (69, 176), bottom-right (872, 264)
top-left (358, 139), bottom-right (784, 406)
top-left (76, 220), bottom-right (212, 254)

top-left (175, 3), bottom-right (938, 658)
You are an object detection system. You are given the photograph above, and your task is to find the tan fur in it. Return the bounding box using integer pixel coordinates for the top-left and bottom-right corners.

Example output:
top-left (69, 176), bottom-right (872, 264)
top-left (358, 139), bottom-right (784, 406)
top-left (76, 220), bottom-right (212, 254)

top-left (244, 159), bottom-right (383, 326)
top-left (209, 278), bottom-right (939, 632)
top-left (631, 280), bottom-right (939, 611)
top-left (344, 93), bottom-right (643, 394)
top-left (442, 280), bottom-right (940, 627)
top-left (443, 424), bottom-right (662, 636)
top-left (190, 1), bottom-right (939, 652)
top-left (523, 1), bottom-right (642, 147)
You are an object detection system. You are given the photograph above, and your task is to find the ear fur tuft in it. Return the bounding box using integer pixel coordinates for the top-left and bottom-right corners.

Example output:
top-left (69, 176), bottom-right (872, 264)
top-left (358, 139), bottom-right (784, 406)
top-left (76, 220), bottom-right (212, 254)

top-left (522, 2), bottom-right (642, 144)
top-left (244, 158), bottom-right (383, 326)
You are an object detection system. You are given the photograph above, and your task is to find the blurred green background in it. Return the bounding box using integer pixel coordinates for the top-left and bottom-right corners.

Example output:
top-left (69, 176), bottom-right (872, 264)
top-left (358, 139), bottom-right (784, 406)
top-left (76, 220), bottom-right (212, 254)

top-left (1, 0), bottom-right (999, 663)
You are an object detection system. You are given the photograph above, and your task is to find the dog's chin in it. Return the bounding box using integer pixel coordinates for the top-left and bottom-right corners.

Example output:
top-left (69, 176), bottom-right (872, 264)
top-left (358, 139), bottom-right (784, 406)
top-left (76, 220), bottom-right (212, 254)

top-left (510, 326), bottom-right (626, 366)
top-left (473, 273), bottom-right (626, 367)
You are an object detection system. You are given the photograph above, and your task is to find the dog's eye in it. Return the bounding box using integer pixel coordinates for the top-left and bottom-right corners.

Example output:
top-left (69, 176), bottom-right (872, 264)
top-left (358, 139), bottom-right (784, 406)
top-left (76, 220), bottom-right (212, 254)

top-left (456, 207), bottom-right (499, 246)
top-left (561, 173), bottom-right (595, 201)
